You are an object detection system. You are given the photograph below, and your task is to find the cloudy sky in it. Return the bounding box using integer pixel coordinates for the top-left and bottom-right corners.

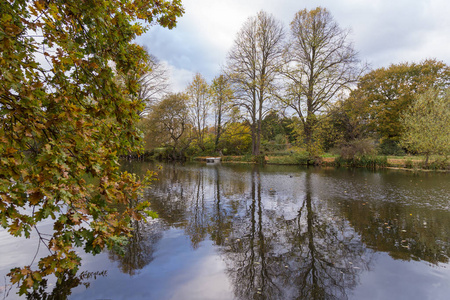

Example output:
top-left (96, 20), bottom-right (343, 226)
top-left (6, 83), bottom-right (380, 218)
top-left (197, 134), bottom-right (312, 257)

top-left (136, 0), bottom-right (450, 92)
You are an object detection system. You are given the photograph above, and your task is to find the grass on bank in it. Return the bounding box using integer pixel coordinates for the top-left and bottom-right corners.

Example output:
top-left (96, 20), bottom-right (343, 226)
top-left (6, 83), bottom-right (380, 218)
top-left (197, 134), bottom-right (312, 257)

top-left (205, 153), bottom-right (450, 170)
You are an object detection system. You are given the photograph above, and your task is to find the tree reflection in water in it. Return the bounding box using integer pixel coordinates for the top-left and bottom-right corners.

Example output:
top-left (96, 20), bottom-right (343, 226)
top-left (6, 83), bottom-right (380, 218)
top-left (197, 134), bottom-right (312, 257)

top-left (216, 167), bottom-right (372, 300)
top-left (25, 270), bottom-right (106, 300)
top-left (147, 164), bottom-right (372, 299)
top-left (108, 219), bottom-right (164, 276)
top-left (141, 163), bottom-right (450, 299)
top-left (281, 172), bottom-right (370, 300)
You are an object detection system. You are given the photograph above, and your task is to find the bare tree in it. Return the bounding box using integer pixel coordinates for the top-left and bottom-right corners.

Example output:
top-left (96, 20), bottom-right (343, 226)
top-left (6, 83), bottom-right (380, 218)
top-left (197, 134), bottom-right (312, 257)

top-left (186, 73), bottom-right (210, 150)
top-left (137, 53), bottom-right (171, 116)
top-left (279, 7), bottom-right (364, 152)
top-left (226, 11), bottom-right (285, 155)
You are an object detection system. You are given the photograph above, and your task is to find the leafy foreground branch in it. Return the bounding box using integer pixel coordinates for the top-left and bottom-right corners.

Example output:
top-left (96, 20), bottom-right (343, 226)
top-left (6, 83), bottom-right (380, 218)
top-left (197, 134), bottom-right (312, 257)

top-left (0, 0), bottom-right (183, 295)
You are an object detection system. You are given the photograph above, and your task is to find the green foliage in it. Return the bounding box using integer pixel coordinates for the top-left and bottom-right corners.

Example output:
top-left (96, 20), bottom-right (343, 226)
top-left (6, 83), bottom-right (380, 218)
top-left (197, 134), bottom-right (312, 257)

top-left (424, 158), bottom-right (450, 171)
top-left (378, 139), bottom-right (405, 156)
top-left (400, 88), bottom-right (450, 165)
top-left (335, 155), bottom-right (388, 168)
top-left (261, 112), bottom-right (294, 142)
top-left (144, 93), bottom-right (191, 159)
top-left (404, 158), bottom-right (414, 169)
top-left (323, 98), bottom-right (370, 148)
top-left (334, 138), bottom-right (377, 160)
top-left (333, 138), bottom-right (385, 168)
top-left (220, 123), bottom-right (252, 155)
top-left (348, 59), bottom-right (450, 141)
top-left (292, 150), bottom-right (314, 165)
top-left (0, 0), bottom-right (183, 294)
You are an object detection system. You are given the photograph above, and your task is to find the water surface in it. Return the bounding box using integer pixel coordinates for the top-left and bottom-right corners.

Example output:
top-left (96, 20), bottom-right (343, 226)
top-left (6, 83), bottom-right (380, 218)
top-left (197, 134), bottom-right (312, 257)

top-left (1, 162), bottom-right (449, 299)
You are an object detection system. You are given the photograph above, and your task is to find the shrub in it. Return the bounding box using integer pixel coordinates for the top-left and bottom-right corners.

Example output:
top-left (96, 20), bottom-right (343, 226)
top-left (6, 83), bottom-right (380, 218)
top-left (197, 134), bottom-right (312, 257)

top-left (334, 138), bottom-right (377, 160)
top-left (378, 139), bottom-right (405, 156)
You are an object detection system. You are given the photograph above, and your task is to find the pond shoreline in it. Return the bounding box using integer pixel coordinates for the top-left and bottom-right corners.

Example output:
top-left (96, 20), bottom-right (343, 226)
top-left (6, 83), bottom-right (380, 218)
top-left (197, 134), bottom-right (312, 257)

top-left (192, 156), bottom-right (450, 172)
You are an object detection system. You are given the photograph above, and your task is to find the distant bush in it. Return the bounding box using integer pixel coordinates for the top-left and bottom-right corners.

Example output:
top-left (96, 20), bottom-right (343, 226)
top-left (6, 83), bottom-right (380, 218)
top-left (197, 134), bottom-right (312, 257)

top-left (422, 157), bottom-right (450, 170)
top-left (334, 138), bottom-right (377, 160)
top-left (293, 150), bottom-right (317, 165)
top-left (404, 158), bottom-right (414, 169)
top-left (332, 138), bottom-right (388, 168)
top-left (335, 155), bottom-right (387, 168)
top-left (378, 139), bottom-right (405, 156)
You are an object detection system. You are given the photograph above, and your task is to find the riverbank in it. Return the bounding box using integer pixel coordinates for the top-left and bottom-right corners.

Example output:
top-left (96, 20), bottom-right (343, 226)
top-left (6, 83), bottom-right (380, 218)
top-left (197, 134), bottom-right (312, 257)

top-left (193, 155), bottom-right (450, 171)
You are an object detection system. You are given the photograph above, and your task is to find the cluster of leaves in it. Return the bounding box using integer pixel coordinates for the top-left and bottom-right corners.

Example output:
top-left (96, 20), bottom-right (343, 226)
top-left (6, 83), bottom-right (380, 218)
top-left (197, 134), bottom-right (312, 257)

top-left (346, 59), bottom-right (450, 141)
top-left (400, 88), bottom-right (450, 165)
top-left (317, 60), bottom-right (450, 158)
top-left (0, 0), bottom-right (183, 294)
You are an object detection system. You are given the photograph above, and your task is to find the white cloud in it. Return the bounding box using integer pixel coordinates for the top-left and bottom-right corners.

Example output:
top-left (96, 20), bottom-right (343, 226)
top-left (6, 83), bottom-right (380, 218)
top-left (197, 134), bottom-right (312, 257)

top-left (166, 63), bottom-right (195, 93)
top-left (136, 0), bottom-right (450, 90)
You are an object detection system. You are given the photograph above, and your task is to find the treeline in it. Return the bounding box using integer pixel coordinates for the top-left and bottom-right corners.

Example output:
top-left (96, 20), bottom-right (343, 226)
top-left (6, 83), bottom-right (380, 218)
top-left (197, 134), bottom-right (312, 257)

top-left (135, 7), bottom-right (450, 164)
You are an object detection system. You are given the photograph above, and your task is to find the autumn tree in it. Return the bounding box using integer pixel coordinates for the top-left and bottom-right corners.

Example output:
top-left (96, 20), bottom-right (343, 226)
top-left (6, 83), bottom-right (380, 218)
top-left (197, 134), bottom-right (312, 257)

top-left (186, 73), bottom-right (210, 151)
top-left (400, 88), bottom-right (450, 165)
top-left (226, 11), bottom-right (285, 155)
top-left (348, 59), bottom-right (450, 144)
top-left (0, 0), bottom-right (183, 294)
top-left (118, 48), bottom-right (171, 117)
top-left (279, 7), bottom-right (362, 154)
top-left (210, 74), bottom-right (235, 152)
top-left (146, 93), bottom-right (191, 159)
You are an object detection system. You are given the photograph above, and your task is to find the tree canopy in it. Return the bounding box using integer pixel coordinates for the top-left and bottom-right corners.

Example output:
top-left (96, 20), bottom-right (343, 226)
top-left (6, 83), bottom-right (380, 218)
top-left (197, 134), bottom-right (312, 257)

top-left (348, 59), bottom-right (450, 141)
top-left (145, 92), bottom-right (191, 158)
top-left (279, 7), bottom-right (363, 153)
top-left (400, 88), bottom-right (450, 164)
top-left (226, 10), bottom-right (285, 155)
top-left (0, 0), bottom-right (183, 294)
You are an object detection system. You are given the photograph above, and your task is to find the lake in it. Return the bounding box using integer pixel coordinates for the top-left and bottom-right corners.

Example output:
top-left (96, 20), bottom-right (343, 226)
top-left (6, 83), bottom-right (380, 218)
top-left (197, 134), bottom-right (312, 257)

top-left (1, 161), bottom-right (450, 299)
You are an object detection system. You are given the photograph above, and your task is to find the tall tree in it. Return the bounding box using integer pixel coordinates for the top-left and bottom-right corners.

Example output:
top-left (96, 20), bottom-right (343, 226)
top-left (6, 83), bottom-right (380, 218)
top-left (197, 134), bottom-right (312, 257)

top-left (348, 59), bottom-right (450, 142)
top-left (279, 7), bottom-right (362, 153)
top-left (226, 11), bottom-right (285, 155)
top-left (211, 74), bottom-right (235, 152)
top-left (400, 88), bottom-right (450, 165)
top-left (137, 53), bottom-right (171, 116)
top-left (0, 0), bottom-right (183, 294)
top-left (119, 49), bottom-right (171, 117)
top-left (186, 73), bottom-right (210, 150)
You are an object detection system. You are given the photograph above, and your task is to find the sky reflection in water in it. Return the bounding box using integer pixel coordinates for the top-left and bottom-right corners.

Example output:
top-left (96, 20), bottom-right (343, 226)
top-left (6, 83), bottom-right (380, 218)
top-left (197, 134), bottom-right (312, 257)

top-left (1, 162), bottom-right (450, 299)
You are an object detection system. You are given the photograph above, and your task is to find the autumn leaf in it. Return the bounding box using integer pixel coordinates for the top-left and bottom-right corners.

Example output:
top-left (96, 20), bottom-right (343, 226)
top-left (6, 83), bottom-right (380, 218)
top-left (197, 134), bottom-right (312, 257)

top-left (1, 0), bottom-right (184, 293)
